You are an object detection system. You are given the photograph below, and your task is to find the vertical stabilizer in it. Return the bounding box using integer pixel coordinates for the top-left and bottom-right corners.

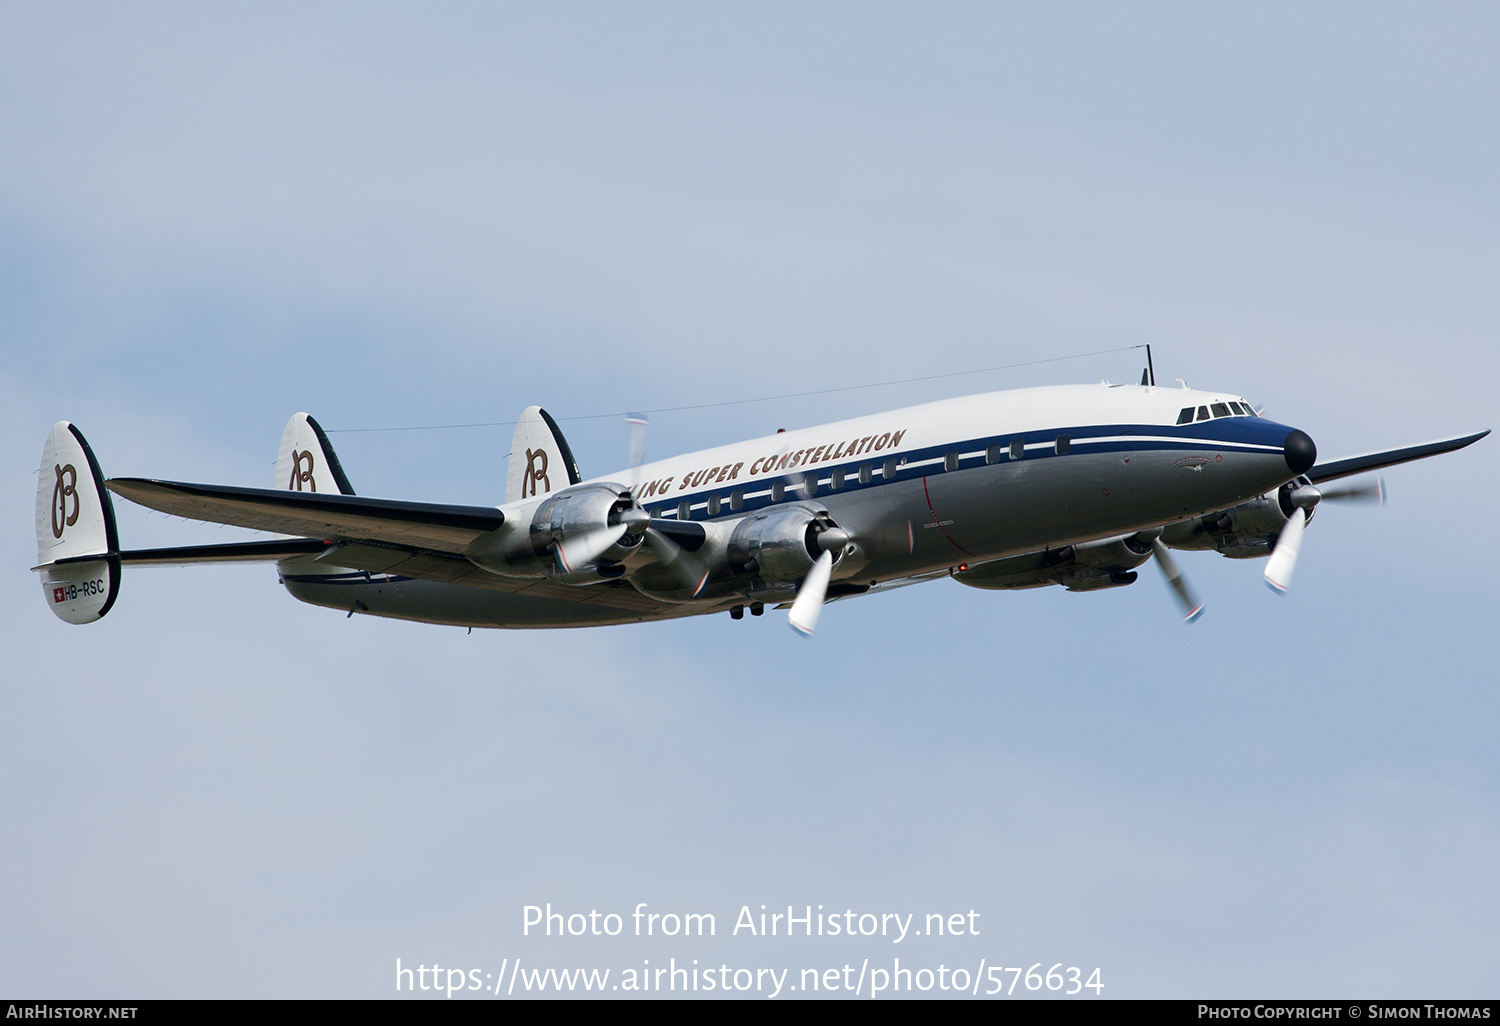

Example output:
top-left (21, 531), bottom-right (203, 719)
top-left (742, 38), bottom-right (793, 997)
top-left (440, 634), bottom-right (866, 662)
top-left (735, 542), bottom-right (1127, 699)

top-left (506, 406), bottom-right (581, 504)
top-left (275, 413), bottom-right (355, 495)
top-left (34, 422), bottom-right (121, 623)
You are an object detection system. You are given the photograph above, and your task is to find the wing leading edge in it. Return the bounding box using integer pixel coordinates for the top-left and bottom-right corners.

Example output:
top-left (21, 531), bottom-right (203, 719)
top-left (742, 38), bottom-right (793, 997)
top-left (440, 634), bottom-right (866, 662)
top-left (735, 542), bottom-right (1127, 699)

top-left (106, 478), bottom-right (505, 552)
top-left (1308, 430), bottom-right (1489, 485)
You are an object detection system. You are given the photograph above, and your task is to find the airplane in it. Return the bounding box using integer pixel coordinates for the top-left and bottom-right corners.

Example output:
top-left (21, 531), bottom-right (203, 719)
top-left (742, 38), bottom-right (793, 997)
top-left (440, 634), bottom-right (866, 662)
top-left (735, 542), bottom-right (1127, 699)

top-left (33, 374), bottom-right (1488, 635)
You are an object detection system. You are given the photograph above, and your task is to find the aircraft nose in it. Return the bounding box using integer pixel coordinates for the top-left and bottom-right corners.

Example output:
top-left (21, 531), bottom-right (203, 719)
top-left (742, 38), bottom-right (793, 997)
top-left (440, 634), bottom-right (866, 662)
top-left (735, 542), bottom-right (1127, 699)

top-left (1283, 429), bottom-right (1317, 476)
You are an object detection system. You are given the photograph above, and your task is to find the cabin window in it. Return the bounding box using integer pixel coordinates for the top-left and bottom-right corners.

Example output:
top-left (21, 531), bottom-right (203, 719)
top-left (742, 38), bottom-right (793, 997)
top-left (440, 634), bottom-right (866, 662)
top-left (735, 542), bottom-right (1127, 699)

top-left (707, 494), bottom-right (721, 515)
top-left (1177, 407), bottom-right (1195, 425)
top-left (729, 490), bottom-right (743, 510)
top-left (803, 473), bottom-right (818, 496)
top-left (677, 500), bottom-right (692, 520)
top-left (1196, 406), bottom-right (1210, 422)
top-left (1010, 438), bottom-right (1025, 460)
top-left (882, 458), bottom-right (900, 479)
top-left (830, 467), bottom-right (845, 490)
top-left (1211, 402), bottom-right (1231, 418)
top-left (1054, 435), bottom-right (1071, 455)
top-left (771, 481), bottom-right (785, 502)
top-left (858, 464), bottom-right (872, 484)
top-left (944, 452), bottom-right (960, 472)
top-left (986, 444), bottom-right (1004, 464)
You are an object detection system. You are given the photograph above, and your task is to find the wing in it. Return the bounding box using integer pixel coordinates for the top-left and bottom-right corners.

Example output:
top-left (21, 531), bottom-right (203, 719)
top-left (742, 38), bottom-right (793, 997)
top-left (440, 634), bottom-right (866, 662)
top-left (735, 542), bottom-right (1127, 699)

top-left (106, 478), bottom-right (505, 552)
top-left (105, 477), bottom-right (683, 615)
top-left (1308, 429), bottom-right (1490, 485)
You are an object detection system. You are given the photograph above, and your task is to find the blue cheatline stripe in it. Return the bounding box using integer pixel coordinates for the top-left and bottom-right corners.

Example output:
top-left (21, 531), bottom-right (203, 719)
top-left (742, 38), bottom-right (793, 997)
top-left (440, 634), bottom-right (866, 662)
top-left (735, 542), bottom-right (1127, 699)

top-left (644, 419), bottom-right (1293, 521)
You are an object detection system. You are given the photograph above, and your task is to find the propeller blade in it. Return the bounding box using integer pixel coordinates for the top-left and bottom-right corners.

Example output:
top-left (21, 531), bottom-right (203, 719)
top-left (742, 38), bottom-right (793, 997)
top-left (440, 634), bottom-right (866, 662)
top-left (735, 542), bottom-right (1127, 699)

top-left (1317, 476), bottom-right (1385, 506)
top-left (554, 523), bottom-right (628, 574)
top-left (626, 415), bottom-right (648, 492)
top-left (627, 416), bottom-right (648, 470)
top-left (788, 549), bottom-right (834, 637)
top-left (1263, 506), bottom-right (1306, 594)
top-left (1151, 540), bottom-right (1204, 623)
top-left (642, 526), bottom-right (710, 596)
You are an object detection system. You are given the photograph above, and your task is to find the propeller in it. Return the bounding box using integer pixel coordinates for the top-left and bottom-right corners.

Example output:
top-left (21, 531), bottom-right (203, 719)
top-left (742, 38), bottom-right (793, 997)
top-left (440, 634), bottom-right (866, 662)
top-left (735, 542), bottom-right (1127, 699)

top-left (642, 525), bottom-right (711, 596)
top-left (1144, 474), bottom-right (1385, 610)
top-left (1261, 483), bottom-right (1319, 593)
top-left (1151, 539), bottom-right (1205, 623)
top-left (1316, 476), bottom-right (1385, 506)
top-left (555, 522), bottom-right (629, 574)
top-left (623, 415), bottom-right (711, 596)
top-left (626, 416), bottom-right (648, 481)
top-left (1262, 476), bottom-right (1385, 594)
top-left (788, 550), bottom-right (834, 637)
top-left (1263, 506), bottom-right (1305, 594)
top-left (787, 526), bottom-right (851, 637)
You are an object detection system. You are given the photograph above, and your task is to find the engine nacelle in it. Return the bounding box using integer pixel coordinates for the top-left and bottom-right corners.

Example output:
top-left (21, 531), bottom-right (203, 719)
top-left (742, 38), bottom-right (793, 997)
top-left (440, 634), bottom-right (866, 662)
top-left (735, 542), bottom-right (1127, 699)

top-left (726, 507), bottom-right (846, 583)
top-left (466, 482), bottom-right (643, 581)
top-left (1159, 481), bottom-right (1312, 559)
top-left (952, 532), bottom-right (1156, 592)
top-left (528, 482), bottom-right (642, 566)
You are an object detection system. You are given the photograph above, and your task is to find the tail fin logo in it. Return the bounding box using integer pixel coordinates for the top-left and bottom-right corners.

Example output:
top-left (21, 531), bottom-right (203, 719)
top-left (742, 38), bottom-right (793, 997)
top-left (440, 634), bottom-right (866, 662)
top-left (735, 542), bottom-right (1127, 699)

top-left (523, 448), bottom-right (551, 497)
top-left (52, 463), bottom-right (79, 538)
top-left (289, 449), bottom-right (317, 491)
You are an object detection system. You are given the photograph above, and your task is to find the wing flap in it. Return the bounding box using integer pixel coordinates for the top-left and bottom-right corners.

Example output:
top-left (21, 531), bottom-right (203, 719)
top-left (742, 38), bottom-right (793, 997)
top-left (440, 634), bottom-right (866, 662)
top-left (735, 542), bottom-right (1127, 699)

top-left (107, 478), bottom-right (505, 553)
top-left (294, 539), bottom-right (672, 611)
top-left (1308, 430), bottom-right (1489, 484)
top-left (316, 540), bottom-right (493, 582)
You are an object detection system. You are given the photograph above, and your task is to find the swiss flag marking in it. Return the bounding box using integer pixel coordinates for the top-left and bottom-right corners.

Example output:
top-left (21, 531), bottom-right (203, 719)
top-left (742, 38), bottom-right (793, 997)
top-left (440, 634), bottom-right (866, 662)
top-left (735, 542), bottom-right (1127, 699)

top-left (52, 587), bottom-right (66, 604)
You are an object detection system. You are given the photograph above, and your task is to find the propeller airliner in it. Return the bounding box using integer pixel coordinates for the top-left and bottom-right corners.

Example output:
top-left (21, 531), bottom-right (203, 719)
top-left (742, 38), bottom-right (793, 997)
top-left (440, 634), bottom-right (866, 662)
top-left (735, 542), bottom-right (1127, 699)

top-left (34, 376), bottom-right (1488, 635)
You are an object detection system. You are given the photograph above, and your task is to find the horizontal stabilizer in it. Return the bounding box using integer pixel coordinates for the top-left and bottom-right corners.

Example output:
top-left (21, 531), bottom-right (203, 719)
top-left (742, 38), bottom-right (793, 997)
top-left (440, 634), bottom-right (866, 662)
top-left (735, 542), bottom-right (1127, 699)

top-left (1309, 429), bottom-right (1489, 484)
top-left (40, 538), bottom-right (334, 568)
top-left (107, 479), bottom-right (505, 553)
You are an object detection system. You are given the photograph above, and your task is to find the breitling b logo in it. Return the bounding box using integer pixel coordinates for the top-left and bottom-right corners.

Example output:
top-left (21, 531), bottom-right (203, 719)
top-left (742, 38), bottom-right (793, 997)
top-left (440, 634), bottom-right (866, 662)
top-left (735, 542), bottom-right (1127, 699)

top-left (51, 463), bottom-right (79, 539)
top-left (523, 447), bottom-right (551, 498)
top-left (289, 449), bottom-right (317, 491)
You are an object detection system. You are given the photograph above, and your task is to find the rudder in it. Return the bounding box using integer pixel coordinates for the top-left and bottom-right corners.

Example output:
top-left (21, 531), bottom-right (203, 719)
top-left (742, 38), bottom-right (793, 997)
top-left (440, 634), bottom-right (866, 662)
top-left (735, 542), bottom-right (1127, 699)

top-left (34, 422), bottom-right (121, 624)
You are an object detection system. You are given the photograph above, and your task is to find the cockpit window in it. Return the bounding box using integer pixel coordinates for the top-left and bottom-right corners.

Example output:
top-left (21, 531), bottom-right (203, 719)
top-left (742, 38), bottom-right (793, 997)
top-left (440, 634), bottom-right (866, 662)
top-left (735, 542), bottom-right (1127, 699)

top-left (1195, 406), bottom-right (1210, 422)
top-left (1227, 401), bottom-right (1244, 415)
top-left (1177, 407), bottom-right (1194, 425)
top-left (1211, 402), bottom-right (1231, 418)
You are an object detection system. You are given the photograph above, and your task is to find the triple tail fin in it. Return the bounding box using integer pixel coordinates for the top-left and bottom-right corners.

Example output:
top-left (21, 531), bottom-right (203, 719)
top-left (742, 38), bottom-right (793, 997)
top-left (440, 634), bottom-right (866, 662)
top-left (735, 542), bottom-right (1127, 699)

top-left (36, 414), bottom-right (359, 624)
top-left (34, 422), bottom-right (121, 623)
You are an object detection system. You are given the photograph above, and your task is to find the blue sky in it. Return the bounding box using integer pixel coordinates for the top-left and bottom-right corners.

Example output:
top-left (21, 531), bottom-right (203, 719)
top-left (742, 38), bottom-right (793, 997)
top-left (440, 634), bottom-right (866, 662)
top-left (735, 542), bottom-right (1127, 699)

top-left (2, 2), bottom-right (1497, 998)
